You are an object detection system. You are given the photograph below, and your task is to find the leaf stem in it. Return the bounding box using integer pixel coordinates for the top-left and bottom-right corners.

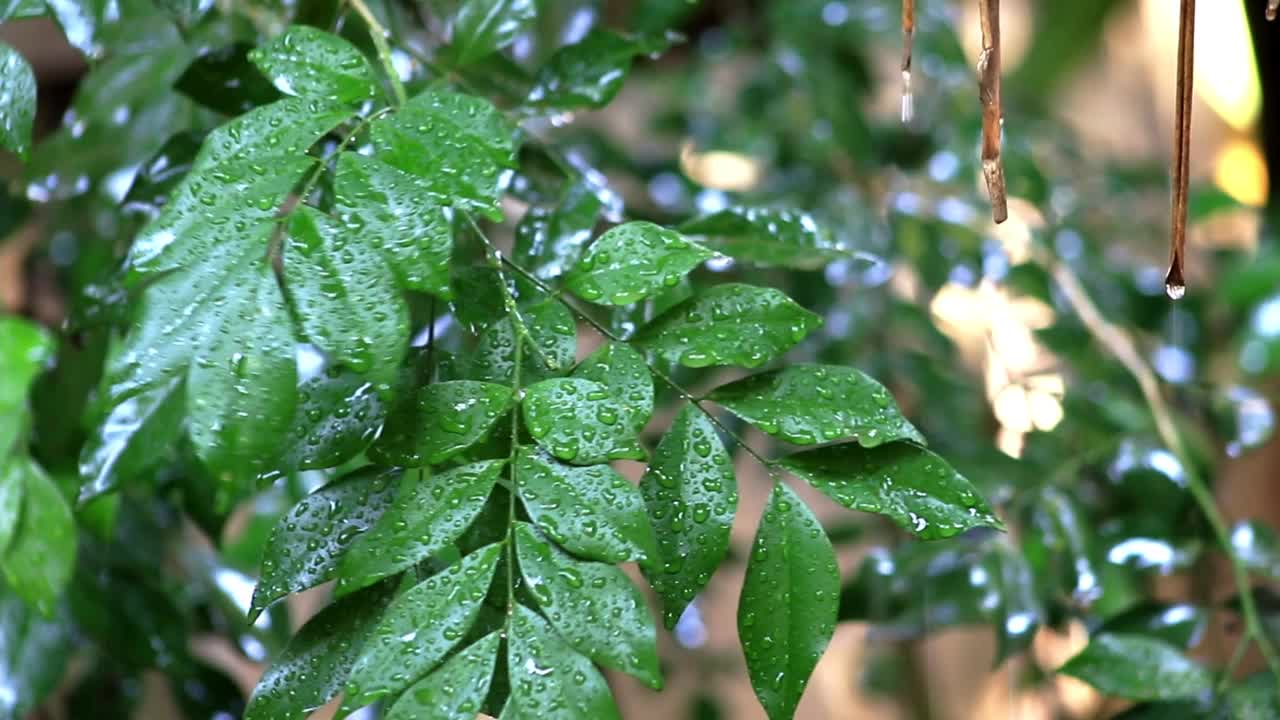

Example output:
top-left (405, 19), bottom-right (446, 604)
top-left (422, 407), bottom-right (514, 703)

top-left (506, 328), bottom-right (523, 621)
top-left (348, 0), bottom-right (408, 107)
top-left (1044, 254), bottom-right (1280, 682)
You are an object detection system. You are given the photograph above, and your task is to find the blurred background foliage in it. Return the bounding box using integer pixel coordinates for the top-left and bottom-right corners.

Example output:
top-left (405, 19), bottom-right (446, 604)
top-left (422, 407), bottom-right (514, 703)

top-left (3, 0), bottom-right (1280, 718)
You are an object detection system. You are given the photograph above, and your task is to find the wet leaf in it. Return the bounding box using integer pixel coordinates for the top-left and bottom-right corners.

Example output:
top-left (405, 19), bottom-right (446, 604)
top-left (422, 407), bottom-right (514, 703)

top-left (0, 315), bottom-right (52, 409)
top-left (0, 42), bottom-right (36, 159)
top-left (122, 130), bottom-right (203, 220)
top-left (986, 545), bottom-right (1041, 663)
top-left (0, 588), bottom-right (71, 719)
top-left (384, 632), bottom-right (502, 720)
top-left (447, 0), bottom-right (536, 66)
top-left (633, 283), bottom-right (822, 368)
top-left (369, 88), bottom-right (516, 218)
top-left (679, 207), bottom-right (850, 270)
top-left (522, 378), bottom-right (646, 464)
top-left (174, 43), bottom-right (282, 116)
top-left (0, 461), bottom-right (22, 555)
top-left (372, 380), bottom-right (513, 466)
top-left (639, 404), bottom-right (736, 628)
top-left (708, 364), bottom-right (924, 447)
top-left (280, 366), bottom-right (386, 470)
top-left (513, 182), bottom-right (603, 282)
top-left (1059, 633), bottom-right (1212, 701)
top-left (249, 468), bottom-right (398, 620)
top-left (505, 604), bottom-right (621, 720)
top-left (515, 448), bottom-right (655, 563)
top-left (285, 206), bottom-right (408, 387)
top-left (514, 523), bottom-right (661, 688)
top-left (1226, 671), bottom-right (1280, 719)
top-left (0, 457), bottom-right (75, 615)
top-left (337, 461), bottom-right (503, 594)
top-left (781, 441), bottom-right (1002, 540)
top-left (244, 582), bottom-right (395, 720)
top-left (572, 343), bottom-right (653, 434)
top-left (1231, 520), bottom-right (1280, 581)
top-left (738, 483), bottom-right (838, 720)
top-left (564, 222), bottom-right (714, 305)
top-left (1098, 604), bottom-right (1208, 650)
top-left (472, 299), bottom-right (577, 385)
top-left (528, 30), bottom-right (670, 110)
top-left (249, 25), bottom-right (378, 103)
top-left (343, 544), bottom-right (501, 713)
top-left (333, 152), bottom-right (454, 298)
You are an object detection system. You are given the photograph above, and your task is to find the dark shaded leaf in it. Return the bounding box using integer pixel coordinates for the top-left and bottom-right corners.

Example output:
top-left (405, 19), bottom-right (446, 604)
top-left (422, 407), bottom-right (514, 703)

top-left (447, 0), bottom-right (536, 66)
top-left (174, 43), bottom-right (282, 115)
top-left (527, 30), bottom-right (670, 110)
top-left (513, 182), bottom-right (602, 281)
top-left (1098, 604), bottom-right (1208, 650)
top-left (1231, 520), bottom-right (1280, 581)
top-left (0, 588), bottom-right (71, 719)
top-left (280, 365), bottom-right (386, 471)
top-left (679, 207), bottom-right (850, 270)
top-left (371, 380), bottom-right (514, 466)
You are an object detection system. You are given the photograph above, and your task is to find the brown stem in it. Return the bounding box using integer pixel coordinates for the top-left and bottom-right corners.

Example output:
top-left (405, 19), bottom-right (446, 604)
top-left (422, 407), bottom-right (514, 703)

top-left (902, 0), bottom-right (915, 123)
top-left (978, 0), bottom-right (1007, 223)
top-left (1166, 0), bottom-right (1195, 300)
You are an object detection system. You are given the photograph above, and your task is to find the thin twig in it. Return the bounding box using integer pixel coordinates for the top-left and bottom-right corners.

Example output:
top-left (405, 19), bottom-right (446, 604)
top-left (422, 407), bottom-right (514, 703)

top-left (1165, 0), bottom-right (1195, 299)
top-left (977, 0), bottom-right (1007, 223)
top-left (901, 0), bottom-right (915, 124)
top-left (348, 0), bottom-right (408, 106)
top-left (1045, 254), bottom-right (1280, 682)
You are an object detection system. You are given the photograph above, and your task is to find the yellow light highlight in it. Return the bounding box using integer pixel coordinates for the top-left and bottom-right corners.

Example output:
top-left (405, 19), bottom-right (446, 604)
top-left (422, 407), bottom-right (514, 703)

top-left (679, 141), bottom-right (763, 192)
top-left (1193, 1), bottom-right (1261, 131)
top-left (1214, 139), bottom-right (1269, 208)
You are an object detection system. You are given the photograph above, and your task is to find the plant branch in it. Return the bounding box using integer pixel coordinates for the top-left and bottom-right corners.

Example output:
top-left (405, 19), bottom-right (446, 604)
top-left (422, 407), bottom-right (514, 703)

top-left (977, 0), bottom-right (1007, 224)
top-left (348, 0), bottom-right (408, 106)
top-left (1165, 0), bottom-right (1195, 299)
top-left (1045, 255), bottom-right (1280, 681)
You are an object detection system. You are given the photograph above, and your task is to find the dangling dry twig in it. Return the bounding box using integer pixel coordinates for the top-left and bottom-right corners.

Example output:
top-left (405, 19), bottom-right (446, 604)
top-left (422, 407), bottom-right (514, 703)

top-left (902, 0), bottom-right (915, 124)
top-left (1165, 0), bottom-right (1195, 300)
top-left (1268, 0), bottom-right (1279, 22)
top-left (977, 0), bottom-right (1007, 224)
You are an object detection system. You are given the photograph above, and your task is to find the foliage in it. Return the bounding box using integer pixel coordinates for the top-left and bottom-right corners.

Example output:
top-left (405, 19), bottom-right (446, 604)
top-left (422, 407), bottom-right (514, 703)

top-left (1, 1), bottom-right (1279, 719)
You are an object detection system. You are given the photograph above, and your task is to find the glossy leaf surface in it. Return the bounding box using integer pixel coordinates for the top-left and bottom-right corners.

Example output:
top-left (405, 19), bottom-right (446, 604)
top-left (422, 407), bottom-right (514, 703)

top-left (564, 222), bottom-right (714, 305)
top-left (1059, 633), bottom-right (1212, 701)
top-left (679, 207), bottom-right (849, 270)
top-left (472, 299), bottom-right (577, 385)
top-left (522, 378), bottom-right (646, 464)
top-left (0, 42), bottom-right (35, 159)
top-left (528, 30), bottom-right (669, 110)
top-left (506, 604), bottom-right (621, 720)
top-left (384, 632), bottom-right (501, 720)
top-left (0, 459), bottom-right (75, 615)
top-left (448, 0), bottom-right (536, 66)
top-left (249, 25), bottom-right (378, 103)
top-left (371, 380), bottom-right (514, 466)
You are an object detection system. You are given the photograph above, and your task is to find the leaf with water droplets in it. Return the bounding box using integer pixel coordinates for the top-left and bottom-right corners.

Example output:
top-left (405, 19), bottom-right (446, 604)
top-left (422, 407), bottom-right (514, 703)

top-left (249, 25), bottom-right (378, 103)
top-left (280, 366), bottom-right (386, 471)
top-left (571, 343), bottom-right (653, 434)
top-left (515, 448), bottom-right (655, 563)
top-left (522, 378), bottom-right (646, 464)
top-left (472, 300), bottom-right (577, 385)
top-left (77, 374), bottom-right (184, 501)
top-left (513, 182), bottom-right (603, 284)
top-left (371, 380), bottom-right (514, 467)
top-left (333, 152), bottom-right (454, 298)
top-left (564, 222), bottom-right (714, 306)
top-left (0, 42), bottom-right (36, 160)
top-left (446, 0), bottom-right (536, 66)
top-left (1059, 633), bottom-right (1212, 701)
top-left (342, 544), bottom-right (501, 714)
top-left (175, 43), bottom-right (283, 116)
top-left (0, 587), bottom-right (71, 719)
top-left (633, 283), bottom-right (822, 369)
top-left (337, 461), bottom-right (503, 594)
top-left (369, 88), bottom-right (516, 219)
top-left (639, 404), bottom-right (737, 628)
top-left (781, 441), bottom-right (1001, 540)
top-left (679, 207), bottom-right (850, 270)
top-left (285, 206), bottom-right (408, 387)
top-left (1231, 520), bottom-right (1280, 581)
top-left (0, 457), bottom-right (74, 616)
top-left (527, 30), bottom-right (671, 110)
top-left (709, 364), bottom-right (924, 447)
top-left (514, 523), bottom-right (661, 688)
top-left (249, 468), bottom-right (399, 620)
top-left (506, 604), bottom-right (622, 720)
top-left (244, 582), bottom-right (395, 720)
top-left (0, 315), bottom-right (52, 456)
top-left (738, 483), bottom-right (838, 720)
top-left (384, 632), bottom-right (502, 720)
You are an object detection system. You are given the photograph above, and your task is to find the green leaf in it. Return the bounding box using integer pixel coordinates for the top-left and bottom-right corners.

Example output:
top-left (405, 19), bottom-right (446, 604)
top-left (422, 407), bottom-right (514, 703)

top-left (0, 588), bottom-right (71, 719)
top-left (175, 43), bottom-right (283, 116)
top-left (708, 364), bottom-right (924, 447)
top-left (0, 0), bottom-right (45, 23)
top-left (506, 604), bottom-right (621, 720)
top-left (384, 632), bottom-right (502, 720)
top-left (1188, 182), bottom-right (1245, 223)
top-left (1, 458), bottom-right (75, 615)
top-left (527, 30), bottom-right (669, 110)
top-left (1059, 633), bottom-right (1212, 701)
top-left (514, 448), bottom-right (655, 563)
top-left (371, 380), bottom-right (514, 466)
top-left (186, 262), bottom-right (298, 476)
top-left (284, 206), bottom-right (408, 386)
top-left (571, 343), bottom-right (653, 434)
top-left (781, 442), bottom-right (1002, 540)
top-left (514, 523), bottom-right (661, 688)
top-left (448, 0), bottom-right (536, 66)
top-left (249, 25), bottom-right (379, 103)
top-left (78, 375), bottom-right (184, 501)
top-left (337, 461), bottom-right (503, 593)
top-left (280, 366), bottom-right (386, 471)
top-left (738, 483), bottom-right (839, 720)
top-left (640, 404), bottom-right (736, 628)
top-left (633, 283), bottom-right (822, 368)
top-left (472, 299), bottom-right (577, 385)
top-left (1098, 604), bottom-right (1208, 650)
top-left (1227, 671), bottom-right (1280, 719)
top-left (333, 152), bottom-right (454, 298)
top-left (369, 88), bottom-right (515, 218)
top-left (249, 468), bottom-right (399, 620)
top-left (679, 207), bottom-right (851, 270)
top-left (244, 582), bottom-right (395, 720)
top-left (0, 461), bottom-right (23, 555)
top-left (564, 222), bottom-right (714, 305)
top-left (0, 42), bottom-right (36, 159)
top-left (522, 378), bottom-right (646, 464)
top-left (343, 544), bottom-right (501, 713)
top-left (0, 314), bottom-right (53, 409)
top-left (986, 545), bottom-right (1041, 663)
top-left (513, 182), bottom-right (603, 282)
top-left (1231, 520), bottom-right (1280, 581)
